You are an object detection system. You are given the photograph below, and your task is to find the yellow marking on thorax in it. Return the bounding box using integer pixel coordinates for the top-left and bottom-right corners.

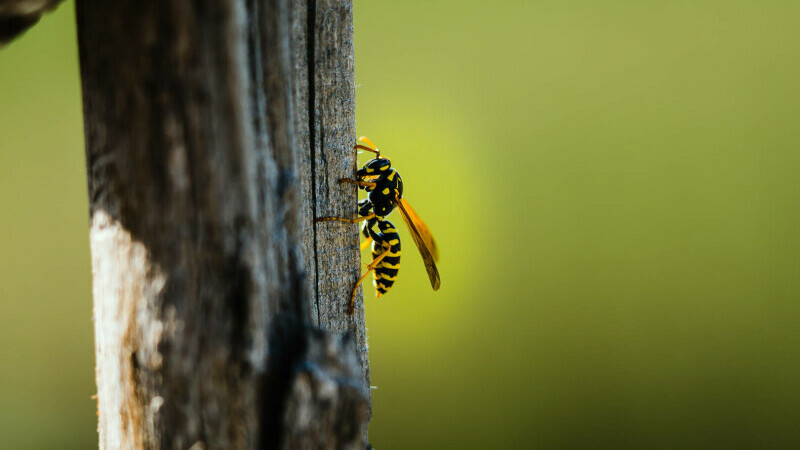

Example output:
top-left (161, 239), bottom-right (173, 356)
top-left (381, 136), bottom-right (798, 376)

top-left (387, 170), bottom-right (395, 180)
top-left (382, 188), bottom-right (390, 195)
top-left (381, 227), bottom-right (398, 233)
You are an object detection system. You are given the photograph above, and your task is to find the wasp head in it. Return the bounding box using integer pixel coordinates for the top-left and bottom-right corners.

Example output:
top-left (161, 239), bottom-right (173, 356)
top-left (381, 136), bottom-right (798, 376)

top-left (358, 157), bottom-right (392, 178)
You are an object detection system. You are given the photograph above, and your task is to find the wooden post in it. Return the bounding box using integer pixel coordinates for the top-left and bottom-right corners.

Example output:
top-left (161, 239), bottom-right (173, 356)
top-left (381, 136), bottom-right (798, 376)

top-left (291, 0), bottom-right (370, 390)
top-left (76, 0), bottom-right (370, 447)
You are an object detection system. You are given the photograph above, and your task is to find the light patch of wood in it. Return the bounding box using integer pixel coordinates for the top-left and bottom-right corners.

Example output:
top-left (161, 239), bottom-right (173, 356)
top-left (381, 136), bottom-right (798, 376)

top-left (90, 210), bottom-right (166, 449)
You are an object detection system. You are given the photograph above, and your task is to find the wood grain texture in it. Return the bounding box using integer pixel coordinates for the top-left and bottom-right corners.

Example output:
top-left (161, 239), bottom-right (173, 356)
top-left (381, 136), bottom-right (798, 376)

top-left (291, 0), bottom-right (371, 395)
top-left (76, 0), bottom-right (369, 447)
top-left (280, 331), bottom-right (370, 450)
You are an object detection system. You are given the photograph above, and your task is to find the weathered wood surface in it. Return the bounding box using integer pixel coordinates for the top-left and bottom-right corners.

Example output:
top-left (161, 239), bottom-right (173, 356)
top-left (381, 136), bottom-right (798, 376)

top-left (76, 0), bottom-right (369, 447)
top-left (280, 331), bottom-right (370, 450)
top-left (290, 0), bottom-right (370, 398)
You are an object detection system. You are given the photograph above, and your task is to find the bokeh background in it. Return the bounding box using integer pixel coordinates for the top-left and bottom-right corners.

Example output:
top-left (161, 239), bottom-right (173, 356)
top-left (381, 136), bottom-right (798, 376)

top-left (2, 0), bottom-right (799, 448)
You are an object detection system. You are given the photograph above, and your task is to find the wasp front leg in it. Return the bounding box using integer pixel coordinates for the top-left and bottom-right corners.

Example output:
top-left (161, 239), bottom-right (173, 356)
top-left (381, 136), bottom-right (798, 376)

top-left (339, 178), bottom-right (376, 190)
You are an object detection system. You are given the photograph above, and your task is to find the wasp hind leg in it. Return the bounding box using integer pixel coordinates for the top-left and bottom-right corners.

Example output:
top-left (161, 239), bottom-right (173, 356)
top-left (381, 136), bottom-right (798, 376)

top-left (348, 244), bottom-right (393, 315)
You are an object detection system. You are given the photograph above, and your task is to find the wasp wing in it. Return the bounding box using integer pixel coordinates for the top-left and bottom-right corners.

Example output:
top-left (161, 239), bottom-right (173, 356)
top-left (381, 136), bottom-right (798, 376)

top-left (395, 195), bottom-right (441, 290)
top-left (399, 197), bottom-right (439, 262)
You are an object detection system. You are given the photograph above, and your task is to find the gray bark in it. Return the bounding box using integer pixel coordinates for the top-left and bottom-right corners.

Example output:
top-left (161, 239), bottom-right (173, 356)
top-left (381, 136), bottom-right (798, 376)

top-left (76, 0), bottom-right (369, 448)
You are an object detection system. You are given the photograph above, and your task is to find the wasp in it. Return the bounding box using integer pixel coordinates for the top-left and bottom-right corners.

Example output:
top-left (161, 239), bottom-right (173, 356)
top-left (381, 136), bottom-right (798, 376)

top-left (316, 137), bottom-right (441, 314)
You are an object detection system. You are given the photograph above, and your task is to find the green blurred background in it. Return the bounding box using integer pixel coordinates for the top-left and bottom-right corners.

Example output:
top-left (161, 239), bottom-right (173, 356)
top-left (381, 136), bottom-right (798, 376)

top-left (2, 1), bottom-right (800, 448)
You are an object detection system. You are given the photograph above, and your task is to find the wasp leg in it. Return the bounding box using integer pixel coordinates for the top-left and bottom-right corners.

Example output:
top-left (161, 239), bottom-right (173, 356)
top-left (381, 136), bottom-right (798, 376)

top-left (315, 212), bottom-right (376, 224)
top-left (349, 245), bottom-right (392, 315)
top-left (360, 238), bottom-right (373, 251)
top-left (339, 178), bottom-right (376, 189)
top-left (360, 219), bottom-right (374, 251)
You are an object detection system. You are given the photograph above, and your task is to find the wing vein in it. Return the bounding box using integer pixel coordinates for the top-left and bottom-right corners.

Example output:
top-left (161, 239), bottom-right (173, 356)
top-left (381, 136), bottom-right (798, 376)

top-left (395, 195), bottom-right (441, 290)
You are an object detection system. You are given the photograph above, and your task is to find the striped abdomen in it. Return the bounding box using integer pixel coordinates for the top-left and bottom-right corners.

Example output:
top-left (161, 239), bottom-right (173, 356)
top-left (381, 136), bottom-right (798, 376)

top-left (372, 219), bottom-right (401, 297)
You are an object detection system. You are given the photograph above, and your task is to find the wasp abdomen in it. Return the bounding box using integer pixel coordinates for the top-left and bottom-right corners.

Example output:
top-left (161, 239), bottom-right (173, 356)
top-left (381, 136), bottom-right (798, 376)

top-left (371, 219), bottom-right (401, 296)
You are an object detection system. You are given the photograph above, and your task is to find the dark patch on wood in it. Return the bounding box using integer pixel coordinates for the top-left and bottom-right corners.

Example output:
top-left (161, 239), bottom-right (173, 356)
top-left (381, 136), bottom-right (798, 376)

top-left (280, 330), bottom-right (370, 450)
top-left (227, 216), bottom-right (254, 365)
top-left (259, 312), bottom-right (308, 449)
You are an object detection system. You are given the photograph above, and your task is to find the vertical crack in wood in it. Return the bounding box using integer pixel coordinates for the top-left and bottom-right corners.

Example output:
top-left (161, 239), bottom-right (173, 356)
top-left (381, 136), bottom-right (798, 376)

top-left (291, 0), bottom-right (370, 438)
top-left (306, 0), bottom-right (321, 327)
top-left (302, 0), bottom-right (370, 421)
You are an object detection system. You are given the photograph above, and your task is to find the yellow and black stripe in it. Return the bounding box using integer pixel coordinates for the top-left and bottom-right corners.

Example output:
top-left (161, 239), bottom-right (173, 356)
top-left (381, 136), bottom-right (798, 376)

top-left (361, 217), bottom-right (401, 296)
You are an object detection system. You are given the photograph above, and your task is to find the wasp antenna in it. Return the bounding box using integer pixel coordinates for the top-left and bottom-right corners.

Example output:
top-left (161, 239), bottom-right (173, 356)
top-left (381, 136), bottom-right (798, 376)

top-left (357, 136), bottom-right (381, 156)
top-left (358, 136), bottom-right (378, 150)
top-left (355, 144), bottom-right (380, 156)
